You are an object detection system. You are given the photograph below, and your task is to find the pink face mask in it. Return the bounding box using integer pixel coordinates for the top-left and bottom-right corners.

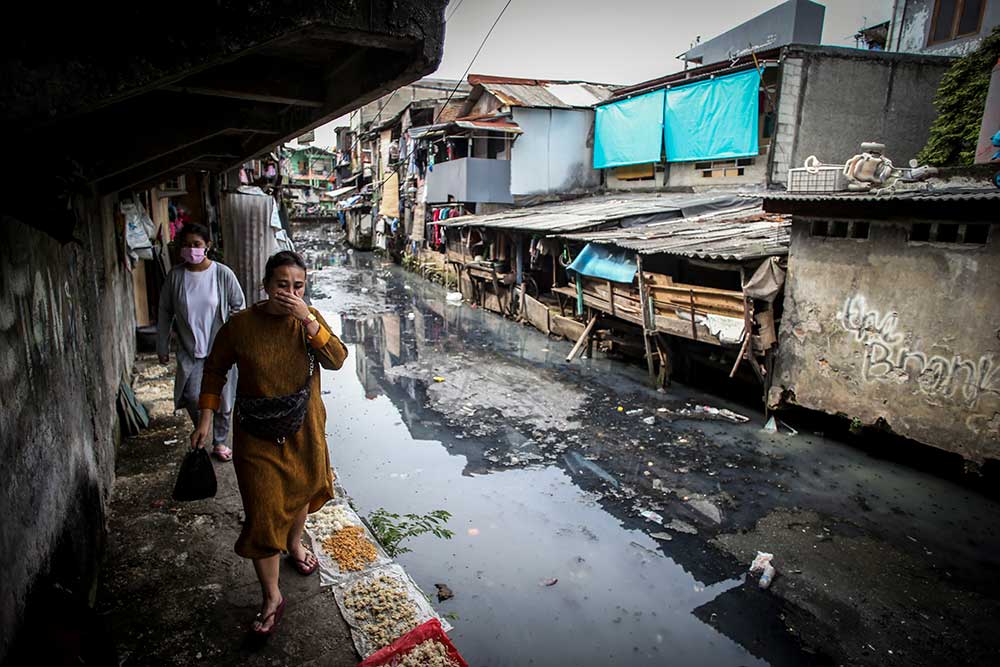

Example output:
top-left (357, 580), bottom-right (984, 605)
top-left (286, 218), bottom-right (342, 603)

top-left (180, 247), bottom-right (207, 264)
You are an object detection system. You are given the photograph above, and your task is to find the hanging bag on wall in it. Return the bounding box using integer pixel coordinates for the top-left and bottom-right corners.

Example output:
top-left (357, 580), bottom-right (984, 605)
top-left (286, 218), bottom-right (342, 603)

top-left (172, 448), bottom-right (218, 501)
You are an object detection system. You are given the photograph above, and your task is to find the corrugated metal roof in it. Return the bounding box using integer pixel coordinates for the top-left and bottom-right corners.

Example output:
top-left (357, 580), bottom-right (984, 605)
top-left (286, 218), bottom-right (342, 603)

top-left (468, 75), bottom-right (617, 109)
top-left (443, 193), bottom-right (752, 234)
top-left (559, 205), bottom-right (791, 260)
top-left (762, 188), bottom-right (1000, 202)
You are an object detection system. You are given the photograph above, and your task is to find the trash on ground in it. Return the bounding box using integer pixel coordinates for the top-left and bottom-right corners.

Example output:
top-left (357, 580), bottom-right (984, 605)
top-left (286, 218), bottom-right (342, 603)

top-left (626, 409), bottom-right (643, 416)
top-left (642, 416), bottom-right (656, 425)
top-left (542, 578), bottom-right (559, 587)
top-left (435, 583), bottom-right (454, 601)
top-left (665, 519), bottom-right (698, 535)
top-left (446, 292), bottom-right (463, 302)
top-left (162, 438), bottom-right (178, 445)
top-left (639, 509), bottom-right (664, 524)
top-left (649, 532), bottom-right (673, 541)
top-left (763, 416), bottom-right (778, 433)
top-left (433, 376), bottom-right (446, 383)
top-left (687, 498), bottom-right (723, 524)
top-left (749, 551), bottom-right (776, 589)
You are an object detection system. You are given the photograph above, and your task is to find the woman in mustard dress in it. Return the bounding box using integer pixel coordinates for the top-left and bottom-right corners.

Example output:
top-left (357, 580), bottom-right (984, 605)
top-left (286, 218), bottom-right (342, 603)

top-left (190, 250), bottom-right (347, 636)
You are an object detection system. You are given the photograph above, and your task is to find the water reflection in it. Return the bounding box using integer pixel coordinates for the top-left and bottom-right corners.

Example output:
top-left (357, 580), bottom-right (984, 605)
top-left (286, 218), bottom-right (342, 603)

top-left (306, 245), bottom-right (811, 667)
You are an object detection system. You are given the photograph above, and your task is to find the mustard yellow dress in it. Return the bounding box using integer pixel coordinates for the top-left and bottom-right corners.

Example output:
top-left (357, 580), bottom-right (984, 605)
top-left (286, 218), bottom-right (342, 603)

top-left (199, 303), bottom-right (348, 559)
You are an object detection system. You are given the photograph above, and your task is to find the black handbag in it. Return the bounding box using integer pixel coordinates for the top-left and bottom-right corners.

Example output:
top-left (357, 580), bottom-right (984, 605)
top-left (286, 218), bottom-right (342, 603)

top-left (173, 448), bottom-right (218, 501)
top-left (235, 342), bottom-right (315, 444)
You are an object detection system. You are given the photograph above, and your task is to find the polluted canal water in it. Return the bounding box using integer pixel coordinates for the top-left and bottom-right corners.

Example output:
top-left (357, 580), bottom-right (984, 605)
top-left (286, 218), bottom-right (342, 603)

top-left (301, 229), bottom-right (800, 667)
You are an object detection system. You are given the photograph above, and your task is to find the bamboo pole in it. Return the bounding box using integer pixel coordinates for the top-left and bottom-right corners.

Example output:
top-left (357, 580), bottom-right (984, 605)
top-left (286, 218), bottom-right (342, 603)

top-left (566, 315), bottom-right (598, 363)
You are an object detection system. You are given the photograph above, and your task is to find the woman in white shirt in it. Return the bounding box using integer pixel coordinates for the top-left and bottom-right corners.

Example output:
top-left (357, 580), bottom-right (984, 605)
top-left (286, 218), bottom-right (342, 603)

top-left (157, 223), bottom-right (246, 460)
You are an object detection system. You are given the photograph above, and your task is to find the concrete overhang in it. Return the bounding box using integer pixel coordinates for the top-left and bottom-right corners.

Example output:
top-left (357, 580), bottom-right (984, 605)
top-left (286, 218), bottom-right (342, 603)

top-left (2, 0), bottom-right (446, 228)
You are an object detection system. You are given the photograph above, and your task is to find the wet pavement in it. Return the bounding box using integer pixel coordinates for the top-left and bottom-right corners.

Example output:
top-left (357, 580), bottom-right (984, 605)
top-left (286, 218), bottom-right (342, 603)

top-left (298, 224), bottom-right (1000, 667)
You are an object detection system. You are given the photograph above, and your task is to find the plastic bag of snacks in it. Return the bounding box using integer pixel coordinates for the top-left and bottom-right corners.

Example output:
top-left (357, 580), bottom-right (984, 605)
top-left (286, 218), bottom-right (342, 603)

top-left (358, 619), bottom-right (467, 667)
top-left (331, 564), bottom-right (452, 658)
top-left (305, 502), bottom-right (391, 585)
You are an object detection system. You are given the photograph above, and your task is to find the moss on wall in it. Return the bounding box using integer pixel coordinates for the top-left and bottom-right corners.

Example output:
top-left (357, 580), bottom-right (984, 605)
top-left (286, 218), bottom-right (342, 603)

top-left (918, 27), bottom-right (1000, 165)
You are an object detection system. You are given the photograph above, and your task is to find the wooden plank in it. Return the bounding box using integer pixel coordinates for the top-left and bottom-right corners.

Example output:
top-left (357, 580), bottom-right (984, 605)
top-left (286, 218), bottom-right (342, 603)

top-left (566, 315), bottom-right (598, 362)
top-left (524, 293), bottom-right (551, 335)
top-left (551, 314), bottom-right (586, 342)
top-left (653, 313), bottom-right (723, 346)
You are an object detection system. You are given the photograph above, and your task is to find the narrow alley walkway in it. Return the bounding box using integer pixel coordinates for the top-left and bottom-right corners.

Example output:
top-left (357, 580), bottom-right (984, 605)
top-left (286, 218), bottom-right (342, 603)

top-left (98, 358), bottom-right (358, 667)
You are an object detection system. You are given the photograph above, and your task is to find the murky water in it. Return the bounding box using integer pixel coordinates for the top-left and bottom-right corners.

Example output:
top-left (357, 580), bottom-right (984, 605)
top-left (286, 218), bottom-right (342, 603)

top-left (300, 227), bottom-right (1000, 667)
top-left (306, 237), bottom-right (776, 666)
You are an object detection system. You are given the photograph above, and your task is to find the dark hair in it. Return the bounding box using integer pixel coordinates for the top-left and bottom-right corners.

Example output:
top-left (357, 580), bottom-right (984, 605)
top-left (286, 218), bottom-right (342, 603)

top-left (178, 223), bottom-right (211, 244)
top-left (264, 250), bottom-right (307, 284)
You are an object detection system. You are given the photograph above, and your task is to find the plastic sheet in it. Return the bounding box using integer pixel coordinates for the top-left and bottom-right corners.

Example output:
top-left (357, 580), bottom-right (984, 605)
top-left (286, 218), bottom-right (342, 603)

top-left (663, 69), bottom-right (760, 162)
top-left (358, 619), bottom-right (468, 667)
top-left (593, 89), bottom-right (665, 169)
top-left (305, 502), bottom-right (392, 586)
top-left (331, 563), bottom-right (452, 658)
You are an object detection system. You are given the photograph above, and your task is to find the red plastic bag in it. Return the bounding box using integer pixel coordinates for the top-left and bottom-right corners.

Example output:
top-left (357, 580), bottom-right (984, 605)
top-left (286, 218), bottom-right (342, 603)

top-left (358, 619), bottom-right (467, 667)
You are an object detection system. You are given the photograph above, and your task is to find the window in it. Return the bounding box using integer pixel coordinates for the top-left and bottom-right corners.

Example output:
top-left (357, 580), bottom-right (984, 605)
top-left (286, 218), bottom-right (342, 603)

top-left (810, 219), bottom-right (870, 240)
top-left (929, 0), bottom-right (985, 44)
top-left (908, 222), bottom-right (990, 245)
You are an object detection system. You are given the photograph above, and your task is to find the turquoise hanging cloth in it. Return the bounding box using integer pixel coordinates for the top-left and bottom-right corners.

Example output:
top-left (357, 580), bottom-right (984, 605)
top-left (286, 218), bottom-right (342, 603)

top-left (593, 89), bottom-right (665, 169)
top-left (575, 279), bottom-right (584, 316)
top-left (663, 68), bottom-right (761, 162)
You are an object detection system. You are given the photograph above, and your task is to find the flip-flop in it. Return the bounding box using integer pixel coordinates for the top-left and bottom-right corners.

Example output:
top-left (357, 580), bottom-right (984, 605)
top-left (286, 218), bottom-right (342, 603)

top-left (212, 445), bottom-right (233, 462)
top-left (290, 549), bottom-right (318, 576)
top-left (252, 597), bottom-right (286, 636)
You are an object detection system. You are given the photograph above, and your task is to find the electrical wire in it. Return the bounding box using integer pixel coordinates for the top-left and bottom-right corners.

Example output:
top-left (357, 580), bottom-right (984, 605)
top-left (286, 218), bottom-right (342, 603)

top-left (446, 0), bottom-right (466, 22)
top-left (433, 0), bottom-right (514, 125)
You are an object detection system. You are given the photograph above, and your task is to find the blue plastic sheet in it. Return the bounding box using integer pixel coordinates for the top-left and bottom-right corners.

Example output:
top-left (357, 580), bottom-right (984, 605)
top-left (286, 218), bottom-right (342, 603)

top-left (663, 69), bottom-right (760, 162)
top-left (567, 243), bottom-right (638, 284)
top-left (593, 89), bottom-right (665, 169)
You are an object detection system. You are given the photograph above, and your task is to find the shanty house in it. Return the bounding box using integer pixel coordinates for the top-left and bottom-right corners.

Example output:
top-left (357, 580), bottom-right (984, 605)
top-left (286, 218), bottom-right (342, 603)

top-left (593, 0), bottom-right (954, 191)
top-left (763, 188), bottom-right (1000, 463)
top-left (422, 75), bottom-right (617, 209)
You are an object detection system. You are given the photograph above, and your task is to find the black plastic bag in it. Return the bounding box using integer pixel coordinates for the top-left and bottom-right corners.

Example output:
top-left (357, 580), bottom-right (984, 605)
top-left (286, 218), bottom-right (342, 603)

top-left (172, 448), bottom-right (217, 501)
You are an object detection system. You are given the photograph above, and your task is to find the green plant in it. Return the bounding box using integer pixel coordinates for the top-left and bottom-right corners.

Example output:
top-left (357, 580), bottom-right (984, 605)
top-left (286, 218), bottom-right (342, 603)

top-left (918, 26), bottom-right (1000, 166)
top-left (849, 417), bottom-right (864, 436)
top-left (367, 508), bottom-right (454, 557)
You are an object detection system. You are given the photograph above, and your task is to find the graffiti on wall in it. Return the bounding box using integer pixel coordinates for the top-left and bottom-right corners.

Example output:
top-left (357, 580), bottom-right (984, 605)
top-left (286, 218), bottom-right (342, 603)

top-left (839, 295), bottom-right (1000, 408)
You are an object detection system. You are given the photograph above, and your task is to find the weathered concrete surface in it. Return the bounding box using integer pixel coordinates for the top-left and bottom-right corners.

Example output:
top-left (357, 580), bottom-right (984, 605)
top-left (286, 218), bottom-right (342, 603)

top-left (773, 220), bottom-right (1000, 462)
top-left (0, 205), bottom-right (135, 663)
top-left (770, 45), bottom-right (952, 185)
top-left (98, 357), bottom-right (357, 666)
top-left (888, 0), bottom-right (1000, 56)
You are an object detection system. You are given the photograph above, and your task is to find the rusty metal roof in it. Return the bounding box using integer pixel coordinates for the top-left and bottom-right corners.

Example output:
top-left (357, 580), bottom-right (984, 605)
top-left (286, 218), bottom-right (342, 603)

top-left (443, 193), bottom-right (751, 234)
top-left (559, 205), bottom-right (791, 260)
top-left (467, 74), bottom-right (617, 109)
top-left (762, 188), bottom-right (1000, 202)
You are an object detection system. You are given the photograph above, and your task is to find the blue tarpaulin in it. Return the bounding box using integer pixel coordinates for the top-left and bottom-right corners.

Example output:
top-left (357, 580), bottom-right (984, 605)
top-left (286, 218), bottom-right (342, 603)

top-left (593, 89), bottom-right (665, 169)
top-left (567, 243), bottom-right (638, 284)
top-left (663, 69), bottom-right (760, 162)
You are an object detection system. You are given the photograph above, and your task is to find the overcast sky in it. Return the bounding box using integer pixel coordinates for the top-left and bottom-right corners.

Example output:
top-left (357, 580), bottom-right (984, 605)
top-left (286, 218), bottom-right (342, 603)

top-left (437, 0), bottom-right (893, 84)
top-left (310, 0), bottom-right (893, 141)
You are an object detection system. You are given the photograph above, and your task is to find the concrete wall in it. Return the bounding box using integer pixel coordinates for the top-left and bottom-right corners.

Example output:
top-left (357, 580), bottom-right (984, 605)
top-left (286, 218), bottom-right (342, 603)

top-left (772, 219), bottom-right (1000, 462)
top-left (424, 157), bottom-right (513, 204)
top-left (889, 0), bottom-right (1000, 56)
top-left (0, 200), bottom-right (135, 659)
top-left (510, 108), bottom-right (601, 196)
top-left (770, 46), bottom-right (953, 186)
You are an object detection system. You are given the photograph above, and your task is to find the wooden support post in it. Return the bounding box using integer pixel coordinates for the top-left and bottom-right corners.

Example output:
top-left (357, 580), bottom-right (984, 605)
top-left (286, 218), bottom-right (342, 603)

top-left (655, 333), bottom-right (672, 388)
top-left (566, 314), bottom-right (598, 362)
top-left (688, 289), bottom-right (698, 341)
top-left (636, 256), bottom-right (657, 384)
top-left (607, 280), bottom-right (615, 317)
